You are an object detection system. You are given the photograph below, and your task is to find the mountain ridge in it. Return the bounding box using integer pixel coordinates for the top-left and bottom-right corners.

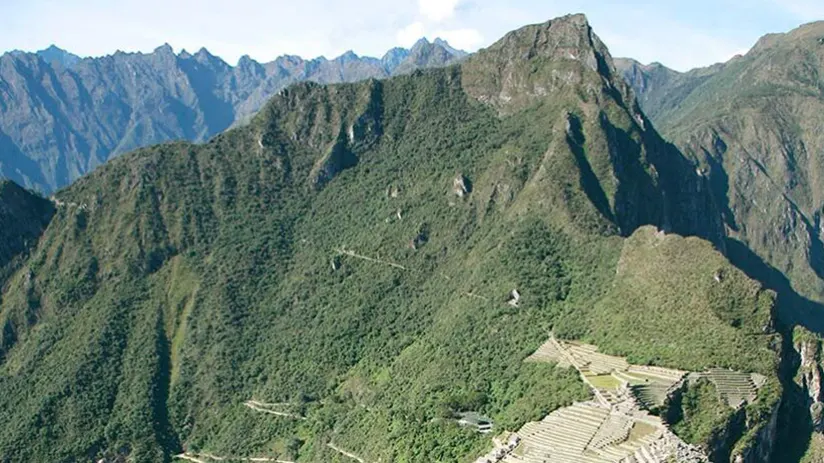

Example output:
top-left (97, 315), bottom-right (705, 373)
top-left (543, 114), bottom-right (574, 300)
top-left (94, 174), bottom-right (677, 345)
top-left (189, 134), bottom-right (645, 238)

top-left (3, 36), bottom-right (468, 69)
top-left (615, 19), bottom-right (824, 309)
top-left (616, 24), bottom-right (824, 460)
top-left (0, 38), bottom-right (467, 193)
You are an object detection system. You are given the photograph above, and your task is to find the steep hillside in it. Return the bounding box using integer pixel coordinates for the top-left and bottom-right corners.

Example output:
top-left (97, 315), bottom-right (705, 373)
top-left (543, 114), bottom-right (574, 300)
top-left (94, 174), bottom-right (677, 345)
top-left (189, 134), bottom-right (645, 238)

top-left (0, 15), bottom-right (782, 463)
top-left (613, 58), bottom-right (726, 121)
top-left (0, 181), bottom-right (54, 283)
top-left (619, 22), bottom-right (824, 325)
top-left (0, 39), bottom-right (465, 193)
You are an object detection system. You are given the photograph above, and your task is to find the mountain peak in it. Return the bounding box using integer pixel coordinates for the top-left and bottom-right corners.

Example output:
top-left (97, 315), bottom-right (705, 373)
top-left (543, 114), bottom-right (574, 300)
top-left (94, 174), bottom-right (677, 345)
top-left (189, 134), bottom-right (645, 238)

top-left (461, 13), bottom-right (642, 117)
top-left (433, 38), bottom-right (468, 57)
top-left (237, 54), bottom-right (256, 65)
top-left (338, 50), bottom-right (359, 61)
top-left (194, 47), bottom-right (221, 64)
top-left (555, 12), bottom-right (590, 26)
top-left (488, 13), bottom-right (604, 64)
top-left (41, 44), bottom-right (66, 53)
top-left (751, 20), bottom-right (824, 54)
top-left (789, 20), bottom-right (824, 39)
top-left (154, 43), bottom-right (174, 55)
top-left (382, 47), bottom-right (409, 59)
top-left (410, 37), bottom-right (431, 52)
top-left (36, 44), bottom-right (81, 68)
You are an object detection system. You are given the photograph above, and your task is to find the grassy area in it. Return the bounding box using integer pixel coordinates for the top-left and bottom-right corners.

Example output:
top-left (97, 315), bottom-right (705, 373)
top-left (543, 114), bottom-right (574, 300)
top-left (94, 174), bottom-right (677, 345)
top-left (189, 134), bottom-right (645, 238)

top-left (586, 374), bottom-right (622, 389)
top-left (627, 421), bottom-right (657, 444)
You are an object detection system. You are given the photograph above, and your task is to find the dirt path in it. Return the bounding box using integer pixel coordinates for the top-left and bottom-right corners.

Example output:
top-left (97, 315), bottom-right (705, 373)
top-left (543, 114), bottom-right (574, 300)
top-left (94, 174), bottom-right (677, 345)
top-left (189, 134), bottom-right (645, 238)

top-left (337, 248), bottom-right (407, 270)
top-left (464, 292), bottom-right (490, 302)
top-left (327, 443), bottom-right (367, 463)
top-left (176, 454), bottom-right (208, 463)
top-left (175, 452), bottom-right (295, 463)
top-left (244, 400), bottom-right (306, 420)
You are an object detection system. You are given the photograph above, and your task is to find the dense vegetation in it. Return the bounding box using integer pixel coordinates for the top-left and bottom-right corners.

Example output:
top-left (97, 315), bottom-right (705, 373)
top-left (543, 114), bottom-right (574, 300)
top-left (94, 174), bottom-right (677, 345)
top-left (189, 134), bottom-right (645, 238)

top-left (0, 15), bottom-right (785, 462)
top-left (618, 21), bottom-right (824, 318)
top-left (588, 227), bottom-right (778, 375)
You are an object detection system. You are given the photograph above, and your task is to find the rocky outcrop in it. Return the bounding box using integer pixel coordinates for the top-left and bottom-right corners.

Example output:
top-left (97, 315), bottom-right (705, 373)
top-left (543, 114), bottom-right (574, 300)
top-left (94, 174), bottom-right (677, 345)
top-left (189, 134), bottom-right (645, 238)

top-left (795, 328), bottom-right (824, 431)
top-left (453, 174), bottom-right (472, 198)
top-left (730, 398), bottom-right (782, 463)
top-left (462, 14), bottom-right (635, 115)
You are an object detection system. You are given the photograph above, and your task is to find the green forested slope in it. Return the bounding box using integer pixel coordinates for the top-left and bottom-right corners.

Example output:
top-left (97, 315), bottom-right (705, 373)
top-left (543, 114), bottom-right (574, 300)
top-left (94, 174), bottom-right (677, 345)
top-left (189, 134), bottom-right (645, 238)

top-left (617, 22), bottom-right (824, 324)
top-left (0, 15), bottom-right (783, 462)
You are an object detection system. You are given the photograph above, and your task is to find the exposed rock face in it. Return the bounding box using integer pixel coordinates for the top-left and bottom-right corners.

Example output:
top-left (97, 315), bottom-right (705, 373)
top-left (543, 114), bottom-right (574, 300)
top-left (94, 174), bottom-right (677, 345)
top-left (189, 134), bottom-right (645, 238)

top-left (453, 174), bottom-right (471, 197)
top-left (386, 184), bottom-right (401, 198)
top-left (462, 14), bottom-right (634, 114)
top-left (731, 398), bottom-right (782, 463)
top-left (507, 289), bottom-right (521, 307)
top-left (462, 15), bottom-right (725, 244)
top-left (796, 330), bottom-right (824, 431)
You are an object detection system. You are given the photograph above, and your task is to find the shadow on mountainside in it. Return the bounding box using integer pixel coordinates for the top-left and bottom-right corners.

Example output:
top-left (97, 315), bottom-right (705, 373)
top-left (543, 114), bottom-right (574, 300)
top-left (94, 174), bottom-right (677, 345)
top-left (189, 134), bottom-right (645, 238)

top-left (0, 130), bottom-right (50, 192)
top-left (725, 238), bottom-right (824, 334)
top-left (565, 113), bottom-right (616, 227)
top-left (772, 328), bottom-right (815, 463)
top-left (699, 135), bottom-right (739, 233)
top-left (725, 239), bottom-right (822, 462)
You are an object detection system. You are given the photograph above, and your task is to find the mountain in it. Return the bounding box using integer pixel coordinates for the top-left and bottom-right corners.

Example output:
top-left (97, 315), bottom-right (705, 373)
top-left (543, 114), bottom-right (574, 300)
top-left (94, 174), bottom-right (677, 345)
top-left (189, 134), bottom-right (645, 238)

top-left (0, 39), bottom-right (466, 193)
top-left (0, 14), bottom-right (788, 462)
top-left (618, 23), bottom-right (824, 461)
top-left (613, 57), bottom-right (727, 121)
top-left (35, 45), bottom-right (82, 69)
top-left (392, 38), bottom-right (469, 75)
top-left (617, 22), bottom-right (824, 319)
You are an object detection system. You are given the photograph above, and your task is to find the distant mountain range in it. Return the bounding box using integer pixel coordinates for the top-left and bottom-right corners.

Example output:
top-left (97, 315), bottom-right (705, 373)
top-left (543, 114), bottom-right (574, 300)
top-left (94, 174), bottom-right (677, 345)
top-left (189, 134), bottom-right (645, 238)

top-left (0, 39), bottom-right (467, 192)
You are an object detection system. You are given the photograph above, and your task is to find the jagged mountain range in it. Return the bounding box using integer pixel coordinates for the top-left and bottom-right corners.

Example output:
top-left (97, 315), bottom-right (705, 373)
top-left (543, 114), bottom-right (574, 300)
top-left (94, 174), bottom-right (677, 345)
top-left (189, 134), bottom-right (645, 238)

top-left (0, 38), bottom-right (466, 192)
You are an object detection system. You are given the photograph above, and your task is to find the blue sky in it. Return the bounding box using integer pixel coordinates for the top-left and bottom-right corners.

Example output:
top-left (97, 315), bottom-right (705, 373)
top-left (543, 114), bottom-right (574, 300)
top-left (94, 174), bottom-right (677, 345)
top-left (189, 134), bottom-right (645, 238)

top-left (1, 0), bottom-right (822, 71)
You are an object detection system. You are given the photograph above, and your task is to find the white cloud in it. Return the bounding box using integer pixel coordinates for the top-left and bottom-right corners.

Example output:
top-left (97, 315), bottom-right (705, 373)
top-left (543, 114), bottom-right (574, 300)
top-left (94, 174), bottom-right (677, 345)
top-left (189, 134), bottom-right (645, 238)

top-left (418, 0), bottom-right (460, 22)
top-left (434, 28), bottom-right (484, 50)
top-left (396, 21), bottom-right (427, 48)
